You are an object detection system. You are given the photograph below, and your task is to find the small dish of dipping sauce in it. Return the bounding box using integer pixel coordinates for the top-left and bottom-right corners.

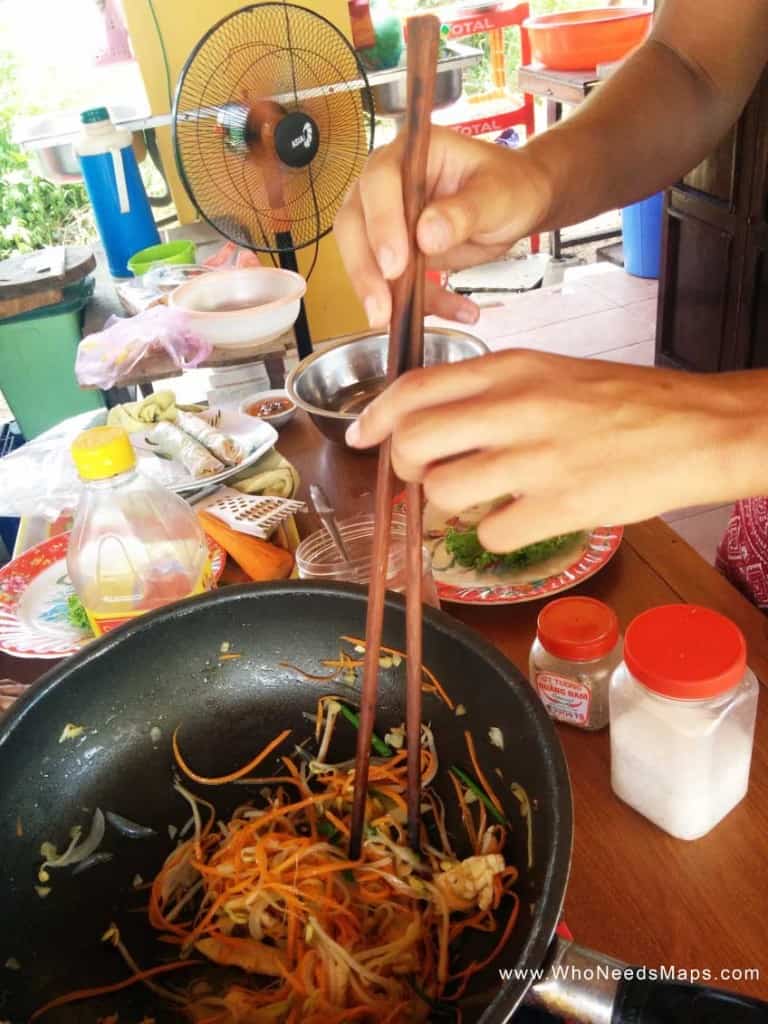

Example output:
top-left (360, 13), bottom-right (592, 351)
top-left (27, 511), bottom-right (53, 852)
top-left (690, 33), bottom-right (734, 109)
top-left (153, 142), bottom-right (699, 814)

top-left (239, 389), bottom-right (296, 429)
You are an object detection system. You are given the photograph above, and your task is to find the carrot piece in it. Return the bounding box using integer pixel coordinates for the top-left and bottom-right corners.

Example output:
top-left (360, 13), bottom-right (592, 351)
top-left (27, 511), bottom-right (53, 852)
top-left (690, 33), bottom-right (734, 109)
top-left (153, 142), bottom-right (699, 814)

top-left (173, 728), bottom-right (291, 785)
top-left (464, 730), bottom-right (504, 817)
top-left (279, 661), bottom-right (340, 682)
top-left (198, 510), bottom-right (293, 581)
top-left (30, 961), bottom-right (201, 1020)
top-left (447, 892), bottom-right (520, 997)
top-left (339, 635), bottom-right (455, 709)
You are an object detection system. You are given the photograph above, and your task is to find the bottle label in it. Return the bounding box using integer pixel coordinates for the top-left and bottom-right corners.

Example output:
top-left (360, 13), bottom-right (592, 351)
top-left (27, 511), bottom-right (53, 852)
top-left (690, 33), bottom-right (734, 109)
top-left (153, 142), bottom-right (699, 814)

top-left (535, 671), bottom-right (591, 727)
top-left (85, 559), bottom-right (213, 638)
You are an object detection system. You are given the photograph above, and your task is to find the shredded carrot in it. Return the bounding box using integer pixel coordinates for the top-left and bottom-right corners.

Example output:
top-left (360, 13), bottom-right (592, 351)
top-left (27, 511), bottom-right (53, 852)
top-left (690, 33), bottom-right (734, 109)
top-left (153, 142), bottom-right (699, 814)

top-left (339, 635), bottom-right (455, 710)
top-left (279, 661), bottom-right (340, 682)
top-left (218, 653), bottom-right (242, 661)
top-left (464, 729), bottom-right (504, 816)
top-left (40, 692), bottom-right (520, 1020)
top-left (30, 961), bottom-right (201, 1020)
top-left (173, 728), bottom-right (291, 785)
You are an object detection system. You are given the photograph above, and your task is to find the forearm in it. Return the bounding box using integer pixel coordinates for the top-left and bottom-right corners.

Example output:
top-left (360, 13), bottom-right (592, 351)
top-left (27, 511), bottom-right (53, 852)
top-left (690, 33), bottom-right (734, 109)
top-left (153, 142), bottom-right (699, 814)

top-left (696, 369), bottom-right (768, 507)
top-left (522, 0), bottom-right (768, 233)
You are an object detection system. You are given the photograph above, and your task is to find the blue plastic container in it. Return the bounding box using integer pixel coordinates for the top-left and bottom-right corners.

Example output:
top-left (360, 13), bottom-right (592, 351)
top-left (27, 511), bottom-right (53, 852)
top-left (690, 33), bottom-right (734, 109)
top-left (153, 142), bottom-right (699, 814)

top-left (621, 192), bottom-right (664, 279)
top-left (76, 107), bottom-right (160, 277)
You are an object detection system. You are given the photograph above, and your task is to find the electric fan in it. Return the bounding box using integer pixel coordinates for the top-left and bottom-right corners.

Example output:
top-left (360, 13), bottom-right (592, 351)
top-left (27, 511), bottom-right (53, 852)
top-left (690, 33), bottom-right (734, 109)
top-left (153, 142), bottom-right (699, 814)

top-left (172, 3), bottom-right (375, 358)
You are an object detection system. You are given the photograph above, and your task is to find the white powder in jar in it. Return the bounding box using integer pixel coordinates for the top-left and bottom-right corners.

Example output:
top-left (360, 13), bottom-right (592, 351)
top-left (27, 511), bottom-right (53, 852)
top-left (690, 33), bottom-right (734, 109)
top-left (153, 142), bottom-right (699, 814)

top-left (610, 670), bottom-right (757, 840)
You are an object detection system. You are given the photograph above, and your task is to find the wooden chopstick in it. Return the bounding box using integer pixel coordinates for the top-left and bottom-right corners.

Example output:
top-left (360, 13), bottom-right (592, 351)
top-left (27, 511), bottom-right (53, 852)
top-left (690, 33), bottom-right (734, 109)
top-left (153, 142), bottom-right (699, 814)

top-left (349, 13), bottom-right (440, 861)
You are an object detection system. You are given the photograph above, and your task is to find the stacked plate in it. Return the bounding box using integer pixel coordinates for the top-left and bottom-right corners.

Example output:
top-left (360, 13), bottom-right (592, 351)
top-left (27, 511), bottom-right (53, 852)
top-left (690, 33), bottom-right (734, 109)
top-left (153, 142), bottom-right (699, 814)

top-left (207, 360), bottom-right (271, 408)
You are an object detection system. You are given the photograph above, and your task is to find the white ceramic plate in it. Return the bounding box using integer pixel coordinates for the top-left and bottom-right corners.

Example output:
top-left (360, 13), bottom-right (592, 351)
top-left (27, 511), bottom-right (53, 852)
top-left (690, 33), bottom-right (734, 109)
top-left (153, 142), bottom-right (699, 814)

top-left (131, 409), bottom-right (278, 494)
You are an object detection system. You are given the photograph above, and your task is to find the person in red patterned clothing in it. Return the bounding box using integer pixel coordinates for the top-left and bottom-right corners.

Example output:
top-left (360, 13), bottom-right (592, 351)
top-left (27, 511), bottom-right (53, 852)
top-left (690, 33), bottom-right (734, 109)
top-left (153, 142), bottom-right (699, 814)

top-left (335, 0), bottom-right (768, 608)
top-left (716, 501), bottom-right (768, 610)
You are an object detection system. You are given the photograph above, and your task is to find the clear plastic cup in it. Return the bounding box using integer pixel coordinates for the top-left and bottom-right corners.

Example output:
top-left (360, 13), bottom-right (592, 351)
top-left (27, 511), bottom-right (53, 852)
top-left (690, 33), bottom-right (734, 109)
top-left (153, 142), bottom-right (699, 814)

top-left (296, 513), bottom-right (440, 608)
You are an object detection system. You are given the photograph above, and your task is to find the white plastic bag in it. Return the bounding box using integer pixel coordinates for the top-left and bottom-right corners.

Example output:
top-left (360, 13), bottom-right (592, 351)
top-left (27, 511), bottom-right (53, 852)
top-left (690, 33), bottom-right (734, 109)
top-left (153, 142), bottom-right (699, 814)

top-left (0, 409), bottom-right (105, 521)
top-left (75, 306), bottom-right (212, 389)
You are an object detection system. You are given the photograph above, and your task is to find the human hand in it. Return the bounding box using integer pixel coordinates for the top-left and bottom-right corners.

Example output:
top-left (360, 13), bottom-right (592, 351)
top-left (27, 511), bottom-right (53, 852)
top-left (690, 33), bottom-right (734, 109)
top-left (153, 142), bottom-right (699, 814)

top-left (345, 351), bottom-right (765, 551)
top-left (0, 680), bottom-right (27, 715)
top-left (335, 127), bottom-right (551, 329)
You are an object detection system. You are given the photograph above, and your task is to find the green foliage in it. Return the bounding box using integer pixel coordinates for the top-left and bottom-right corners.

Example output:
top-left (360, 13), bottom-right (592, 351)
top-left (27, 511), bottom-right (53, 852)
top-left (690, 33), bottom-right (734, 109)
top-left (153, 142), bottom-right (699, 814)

top-left (0, 51), bottom-right (91, 261)
top-left (444, 525), bottom-right (582, 573)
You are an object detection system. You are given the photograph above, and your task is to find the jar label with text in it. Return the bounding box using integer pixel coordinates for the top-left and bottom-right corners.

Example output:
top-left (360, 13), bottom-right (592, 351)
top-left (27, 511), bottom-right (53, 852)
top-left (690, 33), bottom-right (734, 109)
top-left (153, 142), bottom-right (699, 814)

top-left (535, 671), bottom-right (591, 726)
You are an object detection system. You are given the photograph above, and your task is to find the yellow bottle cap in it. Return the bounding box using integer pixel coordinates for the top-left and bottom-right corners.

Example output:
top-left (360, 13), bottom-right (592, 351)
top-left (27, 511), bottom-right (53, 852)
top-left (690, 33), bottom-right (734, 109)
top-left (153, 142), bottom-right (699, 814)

top-left (71, 426), bottom-right (136, 480)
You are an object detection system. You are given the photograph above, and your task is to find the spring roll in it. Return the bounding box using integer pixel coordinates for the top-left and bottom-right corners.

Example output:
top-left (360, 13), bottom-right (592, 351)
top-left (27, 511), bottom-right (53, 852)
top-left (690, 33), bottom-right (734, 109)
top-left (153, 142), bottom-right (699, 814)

top-left (175, 411), bottom-right (244, 466)
top-left (148, 421), bottom-right (225, 479)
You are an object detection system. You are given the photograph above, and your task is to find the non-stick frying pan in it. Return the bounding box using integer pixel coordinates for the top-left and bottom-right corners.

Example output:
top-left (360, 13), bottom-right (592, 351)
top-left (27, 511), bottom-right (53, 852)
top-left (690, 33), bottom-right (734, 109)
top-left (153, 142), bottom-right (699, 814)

top-left (0, 584), bottom-right (765, 1023)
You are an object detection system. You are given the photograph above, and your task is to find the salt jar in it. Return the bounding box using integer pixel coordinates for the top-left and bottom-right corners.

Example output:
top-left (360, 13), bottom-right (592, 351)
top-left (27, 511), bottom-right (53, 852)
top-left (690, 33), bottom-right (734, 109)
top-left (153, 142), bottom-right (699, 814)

top-left (529, 597), bottom-right (623, 730)
top-left (610, 604), bottom-right (759, 841)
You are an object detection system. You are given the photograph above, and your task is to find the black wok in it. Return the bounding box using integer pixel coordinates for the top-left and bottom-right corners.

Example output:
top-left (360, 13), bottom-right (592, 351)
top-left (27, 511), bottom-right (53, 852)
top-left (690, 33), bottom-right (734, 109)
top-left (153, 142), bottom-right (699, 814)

top-left (0, 584), bottom-right (764, 1023)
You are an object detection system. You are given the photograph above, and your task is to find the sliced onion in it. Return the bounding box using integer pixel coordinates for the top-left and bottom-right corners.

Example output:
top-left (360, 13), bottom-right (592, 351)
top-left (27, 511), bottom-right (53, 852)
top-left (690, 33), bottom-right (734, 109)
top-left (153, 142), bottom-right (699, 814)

top-left (106, 810), bottom-right (156, 839)
top-left (72, 851), bottom-right (114, 875)
top-left (41, 808), bottom-right (105, 870)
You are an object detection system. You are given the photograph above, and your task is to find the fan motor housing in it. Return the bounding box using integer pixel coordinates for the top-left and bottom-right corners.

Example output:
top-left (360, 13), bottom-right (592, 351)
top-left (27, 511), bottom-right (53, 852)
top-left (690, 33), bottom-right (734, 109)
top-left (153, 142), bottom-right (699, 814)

top-left (274, 111), bottom-right (320, 168)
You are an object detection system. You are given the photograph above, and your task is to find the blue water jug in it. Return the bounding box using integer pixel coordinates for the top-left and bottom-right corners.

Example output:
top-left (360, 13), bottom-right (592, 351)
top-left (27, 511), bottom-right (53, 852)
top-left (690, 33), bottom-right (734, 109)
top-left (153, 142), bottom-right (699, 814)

top-left (76, 107), bottom-right (160, 277)
top-left (622, 192), bottom-right (664, 279)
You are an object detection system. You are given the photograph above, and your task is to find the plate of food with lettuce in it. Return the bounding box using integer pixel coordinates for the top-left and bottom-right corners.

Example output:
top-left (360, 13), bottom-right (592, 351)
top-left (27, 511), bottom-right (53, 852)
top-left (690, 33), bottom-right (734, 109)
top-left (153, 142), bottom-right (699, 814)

top-left (418, 500), bottom-right (623, 605)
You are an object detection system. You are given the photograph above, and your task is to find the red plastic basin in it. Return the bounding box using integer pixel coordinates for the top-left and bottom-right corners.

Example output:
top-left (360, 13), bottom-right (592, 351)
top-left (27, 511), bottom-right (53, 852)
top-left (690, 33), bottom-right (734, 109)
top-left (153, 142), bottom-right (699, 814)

top-left (523, 7), bottom-right (652, 71)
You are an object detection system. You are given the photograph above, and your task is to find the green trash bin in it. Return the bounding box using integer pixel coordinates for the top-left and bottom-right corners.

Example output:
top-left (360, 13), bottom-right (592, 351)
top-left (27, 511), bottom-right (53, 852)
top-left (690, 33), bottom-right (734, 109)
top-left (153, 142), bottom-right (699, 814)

top-left (0, 277), bottom-right (105, 440)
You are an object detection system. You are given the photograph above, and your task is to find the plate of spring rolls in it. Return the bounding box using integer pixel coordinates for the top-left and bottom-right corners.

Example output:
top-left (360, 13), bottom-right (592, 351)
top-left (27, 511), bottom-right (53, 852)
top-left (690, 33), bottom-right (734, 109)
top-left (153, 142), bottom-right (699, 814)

top-left (131, 408), bottom-right (278, 493)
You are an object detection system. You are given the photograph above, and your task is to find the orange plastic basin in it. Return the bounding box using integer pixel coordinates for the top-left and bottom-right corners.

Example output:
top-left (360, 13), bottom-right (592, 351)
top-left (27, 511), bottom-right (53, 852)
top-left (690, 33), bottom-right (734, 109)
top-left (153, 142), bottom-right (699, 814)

top-left (523, 7), bottom-right (652, 71)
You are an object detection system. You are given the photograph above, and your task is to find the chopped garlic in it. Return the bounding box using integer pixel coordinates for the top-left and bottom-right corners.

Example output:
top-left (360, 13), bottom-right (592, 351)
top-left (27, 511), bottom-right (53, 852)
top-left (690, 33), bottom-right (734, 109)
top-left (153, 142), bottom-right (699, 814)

top-left (488, 726), bottom-right (504, 750)
top-left (4, 958), bottom-right (20, 970)
top-left (132, 874), bottom-right (144, 889)
top-left (379, 656), bottom-right (393, 669)
top-left (34, 886), bottom-right (51, 899)
top-left (168, 824), bottom-right (178, 840)
top-left (58, 723), bottom-right (84, 743)
top-left (463, 788), bottom-right (478, 804)
top-left (220, 641), bottom-right (231, 653)
top-left (435, 854), bottom-right (505, 912)
top-left (391, 654), bottom-right (402, 667)
top-left (384, 726), bottom-right (405, 750)
top-left (354, 645), bottom-right (365, 654)
top-left (455, 704), bottom-right (467, 717)
top-left (149, 726), bottom-right (162, 744)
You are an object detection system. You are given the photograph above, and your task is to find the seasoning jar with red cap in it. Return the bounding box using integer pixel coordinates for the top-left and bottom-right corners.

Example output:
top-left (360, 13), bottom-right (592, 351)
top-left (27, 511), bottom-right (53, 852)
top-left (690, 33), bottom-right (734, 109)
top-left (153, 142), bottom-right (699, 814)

top-left (610, 604), bottom-right (759, 841)
top-left (529, 596), bottom-right (623, 730)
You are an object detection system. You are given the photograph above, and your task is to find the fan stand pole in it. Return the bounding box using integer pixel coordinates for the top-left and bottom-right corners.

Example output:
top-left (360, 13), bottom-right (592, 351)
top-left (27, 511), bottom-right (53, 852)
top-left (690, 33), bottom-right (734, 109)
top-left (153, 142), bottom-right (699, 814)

top-left (276, 231), bottom-right (312, 360)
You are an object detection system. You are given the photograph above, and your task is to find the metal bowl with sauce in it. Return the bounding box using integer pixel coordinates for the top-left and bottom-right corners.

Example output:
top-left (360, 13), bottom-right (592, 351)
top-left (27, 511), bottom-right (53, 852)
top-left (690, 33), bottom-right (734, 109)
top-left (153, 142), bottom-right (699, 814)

top-left (285, 328), bottom-right (489, 447)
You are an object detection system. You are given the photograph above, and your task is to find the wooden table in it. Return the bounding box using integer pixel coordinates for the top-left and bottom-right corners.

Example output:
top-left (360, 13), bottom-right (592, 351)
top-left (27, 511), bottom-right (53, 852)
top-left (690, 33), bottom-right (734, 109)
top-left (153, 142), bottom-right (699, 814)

top-left (2, 411), bottom-right (767, 999)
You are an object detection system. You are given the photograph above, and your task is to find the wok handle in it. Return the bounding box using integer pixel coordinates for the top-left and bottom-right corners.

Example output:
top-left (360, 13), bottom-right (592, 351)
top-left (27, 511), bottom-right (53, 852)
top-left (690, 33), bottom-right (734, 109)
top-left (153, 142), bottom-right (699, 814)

top-left (527, 939), bottom-right (768, 1024)
top-left (611, 978), bottom-right (768, 1023)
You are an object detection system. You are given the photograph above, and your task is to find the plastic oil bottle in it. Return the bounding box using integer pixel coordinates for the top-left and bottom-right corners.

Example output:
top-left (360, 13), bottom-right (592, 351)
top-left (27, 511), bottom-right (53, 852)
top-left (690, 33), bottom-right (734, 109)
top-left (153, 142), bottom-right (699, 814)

top-left (67, 426), bottom-right (211, 636)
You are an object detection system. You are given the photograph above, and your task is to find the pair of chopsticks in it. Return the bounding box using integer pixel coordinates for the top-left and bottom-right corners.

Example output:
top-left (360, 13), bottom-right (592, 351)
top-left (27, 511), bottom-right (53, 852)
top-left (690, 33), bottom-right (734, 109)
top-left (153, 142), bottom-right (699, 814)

top-left (349, 14), bottom-right (441, 860)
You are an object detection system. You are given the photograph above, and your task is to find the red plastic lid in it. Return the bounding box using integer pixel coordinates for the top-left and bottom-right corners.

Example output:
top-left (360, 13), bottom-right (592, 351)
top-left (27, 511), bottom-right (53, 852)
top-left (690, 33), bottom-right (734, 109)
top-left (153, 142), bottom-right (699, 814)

top-left (537, 597), bottom-right (619, 662)
top-left (624, 604), bottom-right (746, 699)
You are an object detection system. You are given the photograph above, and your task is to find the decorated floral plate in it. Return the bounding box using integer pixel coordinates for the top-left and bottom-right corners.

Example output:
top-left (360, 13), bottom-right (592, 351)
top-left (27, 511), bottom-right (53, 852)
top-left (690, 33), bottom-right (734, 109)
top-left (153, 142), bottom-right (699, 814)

top-left (0, 533), bottom-right (227, 659)
top-left (395, 497), bottom-right (623, 606)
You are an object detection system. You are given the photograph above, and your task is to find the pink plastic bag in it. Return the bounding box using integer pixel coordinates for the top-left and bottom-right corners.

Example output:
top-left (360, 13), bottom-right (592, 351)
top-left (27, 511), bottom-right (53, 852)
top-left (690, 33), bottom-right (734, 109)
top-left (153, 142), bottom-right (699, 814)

top-left (75, 306), bottom-right (213, 389)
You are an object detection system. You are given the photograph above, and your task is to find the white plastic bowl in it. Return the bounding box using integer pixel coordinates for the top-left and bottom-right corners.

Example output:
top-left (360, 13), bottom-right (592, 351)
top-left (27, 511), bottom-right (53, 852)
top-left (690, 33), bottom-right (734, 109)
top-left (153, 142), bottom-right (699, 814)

top-left (169, 267), bottom-right (306, 350)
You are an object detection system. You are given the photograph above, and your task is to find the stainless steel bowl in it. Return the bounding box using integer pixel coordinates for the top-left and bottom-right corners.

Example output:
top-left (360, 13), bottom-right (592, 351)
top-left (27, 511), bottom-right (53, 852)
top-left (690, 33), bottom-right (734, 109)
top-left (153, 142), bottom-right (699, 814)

top-left (372, 64), bottom-right (463, 116)
top-left (286, 328), bottom-right (489, 447)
